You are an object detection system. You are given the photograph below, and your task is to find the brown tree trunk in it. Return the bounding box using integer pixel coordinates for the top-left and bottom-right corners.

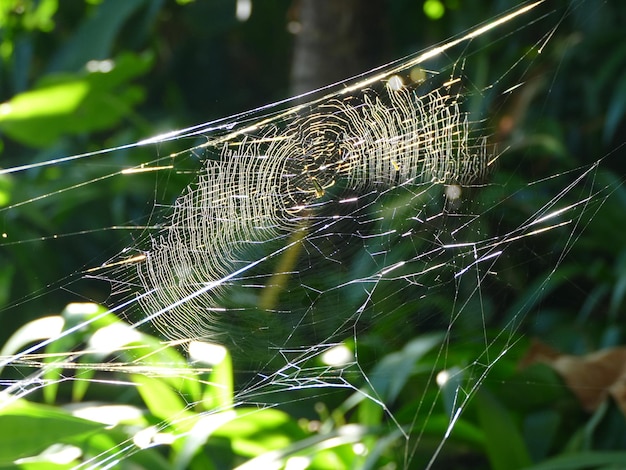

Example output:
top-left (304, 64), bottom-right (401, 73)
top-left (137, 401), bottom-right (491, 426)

top-left (289, 0), bottom-right (388, 96)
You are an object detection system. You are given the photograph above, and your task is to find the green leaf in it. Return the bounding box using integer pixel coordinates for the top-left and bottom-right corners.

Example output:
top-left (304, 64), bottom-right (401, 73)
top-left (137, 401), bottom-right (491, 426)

top-left (604, 70), bottom-right (626, 144)
top-left (475, 389), bottom-right (532, 470)
top-left (374, 334), bottom-right (443, 403)
top-left (0, 399), bottom-right (103, 464)
top-left (523, 451), bottom-right (626, 470)
top-left (0, 86), bottom-right (78, 144)
top-left (0, 315), bottom-right (64, 375)
top-left (131, 374), bottom-right (193, 426)
top-left (214, 408), bottom-right (307, 458)
top-left (524, 410), bottom-right (561, 462)
top-left (416, 414), bottom-right (485, 448)
top-left (42, 303), bottom-right (113, 404)
top-left (0, 80), bottom-right (89, 119)
top-left (354, 334), bottom-right (443, 426)
top-left (173, 412), bottom-right (237, 470)
top-left (0, 263), bottom-right (13, 307)
top-left (71, 425), bottom-right (172, 470)
top-left (47, 0), bottom-right (149, 72)
top-left (125, 334), bottom-right (202, 404)
top-left (201, 344), bottom-right (233, 410)
top-left (0, 52), bottom-right (152, 147)
top-left (0, 173), bottom-right (12, 207)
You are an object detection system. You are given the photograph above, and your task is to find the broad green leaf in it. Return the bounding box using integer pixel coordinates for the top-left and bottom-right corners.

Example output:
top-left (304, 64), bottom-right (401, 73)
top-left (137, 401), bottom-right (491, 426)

top-left (524, 410), bottom-right (561, 462)
top-left (187, 341), bottom-right (234, 410)
top-left (228, 418), bottom-right (359, 470)
top-left (0, 52), bottom-right (152, 147)
top-left (70, 425), bottom-right (172, 470)
top-left (475, 389), bottom-right (532, 470)
top-left (0, 172), bottom-right (13, 207)
top-left (125, 334), bottom-right (202, 404)
top-left (42, 303), bottom-right (114, 404)
top-left (173, 411), bottom-right (237, 470)
top-left (353, 334), bottom-right (443, 426)
top-left (47, 0), bottom-right (148, 72)
top-left (209, 352), bottom-right (233, 409)
top-left (409, 413), bottom-right (485, 448)
top-left (604, 70), bottom-right (626, 144)
top-left (0, 399), bottom-right (103, 464)
top-left (0, 315), bottom-right (64, 375)
top-left (0, 81), bottom-right (88, 119)
top-left (131, 374), bottom-right (193, 427)
top-left (0, 263), bottom-right (13, 308)
top-left (214, 408), bottom-right (306, 458)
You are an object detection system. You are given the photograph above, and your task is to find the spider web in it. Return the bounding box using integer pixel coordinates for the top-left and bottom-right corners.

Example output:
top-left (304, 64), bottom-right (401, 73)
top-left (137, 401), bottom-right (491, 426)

top-left (0, 1), bottom-right (621, 469)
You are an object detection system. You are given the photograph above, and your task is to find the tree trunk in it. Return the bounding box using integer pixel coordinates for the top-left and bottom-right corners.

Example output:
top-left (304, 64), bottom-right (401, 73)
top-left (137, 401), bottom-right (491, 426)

top-left (289, 0), bottom-right (388, 96)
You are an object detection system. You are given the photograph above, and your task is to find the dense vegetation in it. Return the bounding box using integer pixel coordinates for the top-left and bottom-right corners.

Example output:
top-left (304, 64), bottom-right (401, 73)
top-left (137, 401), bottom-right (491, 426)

top-left (1, 1), bottom-right (625, 469)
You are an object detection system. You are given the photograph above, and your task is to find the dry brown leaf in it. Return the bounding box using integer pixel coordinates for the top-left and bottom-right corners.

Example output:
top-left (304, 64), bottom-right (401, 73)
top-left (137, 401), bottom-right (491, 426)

top-left (521, 340), bottom-right (626, 415)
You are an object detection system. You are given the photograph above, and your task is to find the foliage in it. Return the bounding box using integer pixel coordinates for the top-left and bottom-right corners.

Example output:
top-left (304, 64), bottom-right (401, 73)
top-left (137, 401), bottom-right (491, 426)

top-left (3, 304), bottom-right (626, 468)
top-left (1, 0), bottom-right (626, 469)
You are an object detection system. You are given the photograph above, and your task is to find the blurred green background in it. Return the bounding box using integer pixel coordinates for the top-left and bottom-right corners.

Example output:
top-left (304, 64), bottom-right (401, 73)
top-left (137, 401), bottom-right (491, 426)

top-left (1, 0), bottom-right (625, 469)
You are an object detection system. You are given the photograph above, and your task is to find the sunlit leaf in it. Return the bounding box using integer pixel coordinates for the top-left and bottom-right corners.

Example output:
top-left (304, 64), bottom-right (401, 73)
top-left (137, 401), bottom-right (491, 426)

top-left (0, 399), bottom-right (103, 464)
top-left (0, 52), bottom-right (152, 147)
